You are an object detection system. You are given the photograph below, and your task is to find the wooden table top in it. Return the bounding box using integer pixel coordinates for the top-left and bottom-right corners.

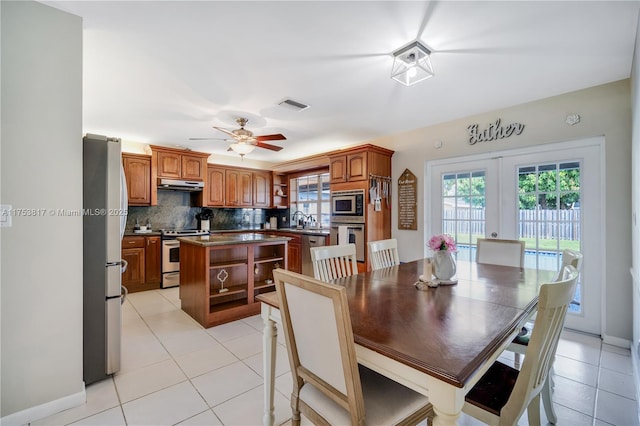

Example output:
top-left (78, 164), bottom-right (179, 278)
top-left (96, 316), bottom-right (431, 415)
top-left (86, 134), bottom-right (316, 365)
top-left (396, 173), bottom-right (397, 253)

top-left (257, 260), bottom-right (555, 389)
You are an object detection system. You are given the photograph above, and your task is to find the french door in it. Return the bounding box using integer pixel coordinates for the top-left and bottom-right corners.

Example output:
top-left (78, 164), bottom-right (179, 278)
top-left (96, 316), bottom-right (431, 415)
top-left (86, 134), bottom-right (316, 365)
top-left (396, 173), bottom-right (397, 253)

top-left (427, 138), bottom-right (603, 334)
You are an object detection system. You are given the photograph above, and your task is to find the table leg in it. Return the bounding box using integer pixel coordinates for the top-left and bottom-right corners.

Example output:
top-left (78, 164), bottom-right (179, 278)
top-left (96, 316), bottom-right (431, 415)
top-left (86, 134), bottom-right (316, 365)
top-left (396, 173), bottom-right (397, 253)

top-left (428, 379), bottom-right (463, 426)
top-left (262, 304), bottom-right (278, 426)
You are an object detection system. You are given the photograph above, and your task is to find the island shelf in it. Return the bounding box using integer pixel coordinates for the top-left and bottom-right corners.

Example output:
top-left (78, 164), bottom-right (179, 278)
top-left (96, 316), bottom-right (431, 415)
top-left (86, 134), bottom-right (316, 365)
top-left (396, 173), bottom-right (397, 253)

top-left (178, 233), bottom-right (290, 327)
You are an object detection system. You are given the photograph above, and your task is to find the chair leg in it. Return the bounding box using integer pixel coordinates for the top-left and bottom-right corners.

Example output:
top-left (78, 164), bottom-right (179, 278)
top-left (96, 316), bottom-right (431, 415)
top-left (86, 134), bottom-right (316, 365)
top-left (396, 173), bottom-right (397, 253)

top-left (542, 376), bottom-right (558, 424)
top-left (527, 394), bottom-right (541, 426)
top-left (290, 394), bottom-right (301, 426)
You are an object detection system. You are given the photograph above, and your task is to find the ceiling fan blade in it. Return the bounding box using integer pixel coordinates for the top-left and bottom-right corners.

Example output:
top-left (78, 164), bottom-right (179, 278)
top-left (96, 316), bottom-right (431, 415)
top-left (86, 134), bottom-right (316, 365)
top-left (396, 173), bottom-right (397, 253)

top-left (256, 142), bottom-right (283, 151)
top-left (189, 137), bottom-right (230, 141)
top-left (213, 126), bottom-right (237, 138)
top-left (256, 133), bottom-right (286, 142)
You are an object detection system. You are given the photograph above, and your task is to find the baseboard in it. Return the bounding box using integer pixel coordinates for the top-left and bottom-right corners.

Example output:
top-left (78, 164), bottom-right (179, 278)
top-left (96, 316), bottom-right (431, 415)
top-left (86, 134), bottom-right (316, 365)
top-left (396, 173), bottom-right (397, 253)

top-left (0, 384), bottom-right (86, 426)
top-left (602, 333), bottom-right (631, 348)
top-left (631, 343), bottom-right (640, 425)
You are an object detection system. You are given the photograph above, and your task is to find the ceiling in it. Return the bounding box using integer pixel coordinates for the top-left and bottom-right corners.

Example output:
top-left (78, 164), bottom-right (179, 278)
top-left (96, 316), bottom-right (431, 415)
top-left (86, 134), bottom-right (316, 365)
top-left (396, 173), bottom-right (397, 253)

top-left (44, 1), bottom-right (640, 164)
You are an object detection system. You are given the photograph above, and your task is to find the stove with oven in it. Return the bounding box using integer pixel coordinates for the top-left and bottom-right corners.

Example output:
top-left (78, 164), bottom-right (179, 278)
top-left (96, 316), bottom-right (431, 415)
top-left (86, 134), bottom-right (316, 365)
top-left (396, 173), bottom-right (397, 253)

top-left (161, 229), bottom-right (209, 288)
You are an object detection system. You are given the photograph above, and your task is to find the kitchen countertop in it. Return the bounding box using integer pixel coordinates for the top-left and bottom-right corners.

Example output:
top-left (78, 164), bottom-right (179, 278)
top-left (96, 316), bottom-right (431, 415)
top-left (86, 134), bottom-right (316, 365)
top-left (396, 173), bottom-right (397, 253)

top-left (210, 227), bottom-right (329, 236)
top-left (178, 233), bottom-right (292, 247)
top-left (123, 231), bottom-right (162, 236)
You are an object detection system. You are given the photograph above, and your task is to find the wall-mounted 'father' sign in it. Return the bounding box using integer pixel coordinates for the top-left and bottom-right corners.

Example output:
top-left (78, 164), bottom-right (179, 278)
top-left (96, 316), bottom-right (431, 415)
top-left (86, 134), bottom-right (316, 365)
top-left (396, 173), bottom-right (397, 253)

top-left (467, 118), bottom-right (525, 145)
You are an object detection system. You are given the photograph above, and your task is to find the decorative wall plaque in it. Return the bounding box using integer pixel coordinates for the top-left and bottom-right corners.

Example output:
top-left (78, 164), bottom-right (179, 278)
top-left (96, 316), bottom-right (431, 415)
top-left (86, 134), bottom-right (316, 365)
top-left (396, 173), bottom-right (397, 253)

top-left (467, 118), bottom-right (525, 145)
top-left (398, 169), bottom-right (417, 230)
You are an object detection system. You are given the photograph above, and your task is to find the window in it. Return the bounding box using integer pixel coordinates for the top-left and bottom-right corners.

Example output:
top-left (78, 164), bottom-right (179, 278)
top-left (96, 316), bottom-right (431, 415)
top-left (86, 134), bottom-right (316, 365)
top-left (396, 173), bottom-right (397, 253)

top-left (290, 172), bottom-right (330, 227)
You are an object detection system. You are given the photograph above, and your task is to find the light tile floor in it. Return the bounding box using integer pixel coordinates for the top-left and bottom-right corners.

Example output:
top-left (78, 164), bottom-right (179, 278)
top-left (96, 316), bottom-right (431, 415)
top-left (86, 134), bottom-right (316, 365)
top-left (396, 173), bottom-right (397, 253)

top-left (34, 288), bottom-right (639, 426)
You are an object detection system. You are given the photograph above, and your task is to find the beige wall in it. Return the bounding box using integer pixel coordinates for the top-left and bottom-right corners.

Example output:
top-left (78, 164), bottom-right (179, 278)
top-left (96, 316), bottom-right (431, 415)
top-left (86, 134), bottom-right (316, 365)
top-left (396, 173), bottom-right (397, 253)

top-left (369, 80), bottom-right (632, 342)
top-left (631, 10), bottom-right (640, 371)
top-left (1, 1), bottom-right (84, 421)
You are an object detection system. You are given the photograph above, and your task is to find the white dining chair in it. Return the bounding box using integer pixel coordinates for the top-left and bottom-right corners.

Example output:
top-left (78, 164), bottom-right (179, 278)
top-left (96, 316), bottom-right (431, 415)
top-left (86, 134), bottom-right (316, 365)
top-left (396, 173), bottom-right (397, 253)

top-left (508, 248), bottom-right (584, 423)
top-left (273, 268), bottom-right (433, 425)
top-left (476, 238), bottom-right (525, 267)
top-left (463, 265), bottom-right (579, 426)
top-left (310, 243), bottom-right (358, 281)
top-left (368, 238), bottom-right (400, 271)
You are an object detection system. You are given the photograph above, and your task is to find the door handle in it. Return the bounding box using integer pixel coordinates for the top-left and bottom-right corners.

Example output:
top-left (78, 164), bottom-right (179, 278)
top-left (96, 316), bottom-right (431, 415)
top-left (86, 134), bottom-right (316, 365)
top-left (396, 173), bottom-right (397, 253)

top-left (491, 232), bottom-right (498, 238)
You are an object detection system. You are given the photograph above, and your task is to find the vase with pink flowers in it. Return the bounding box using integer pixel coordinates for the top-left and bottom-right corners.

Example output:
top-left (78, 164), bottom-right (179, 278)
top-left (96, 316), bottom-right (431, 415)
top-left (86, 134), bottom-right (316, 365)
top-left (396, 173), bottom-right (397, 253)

top-left (428, 234), bottom-right (457, 281)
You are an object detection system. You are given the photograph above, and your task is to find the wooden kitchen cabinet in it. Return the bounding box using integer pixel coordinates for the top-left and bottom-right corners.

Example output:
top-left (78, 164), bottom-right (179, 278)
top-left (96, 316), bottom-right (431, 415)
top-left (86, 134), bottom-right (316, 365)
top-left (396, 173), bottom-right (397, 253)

top-left (145, 236), bottom-right (161, 284)
top-left (122, 153), bottom-right (151, 206)
top-left (122, 235), bottom-right (162, 292)
top-left (151, 145), bottom-right (209, 181)
top-left (156, 151), bottom-right (182, 179)
top-left (122, 236), bottom-right (145, 287)
top-left (206, 166), bottom-right (225, 206)
top-left (329, 151), bottom-right (367, 183)
top-left (273, 231), bottom-right (302, 273)
top-left (225, 169), bottom-right (253, 206)
top-left (252, 170), bottom-right (271, 208)
top-left (181, 154), bottom-right (206, 180)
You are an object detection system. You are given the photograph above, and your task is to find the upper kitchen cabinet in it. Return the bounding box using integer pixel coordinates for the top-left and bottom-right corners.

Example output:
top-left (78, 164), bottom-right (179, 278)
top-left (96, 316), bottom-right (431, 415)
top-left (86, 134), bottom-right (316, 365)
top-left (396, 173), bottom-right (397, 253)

top-left (329, 150), bottom-right (367, 184)
top-left (151, 146), bottom-right (209, 181)
top-left (122, 153), bottom-right (151, 206)
top-left (252, 170), bottom-right (272, 208)
top-left (149, 145), bottom-right (210, 205)
top-left (206, 166), bottom-right (225, 207)
top-left (329, 145), bottom-right (393, 188)
top-left (226, 168), bottom-right (253, 207)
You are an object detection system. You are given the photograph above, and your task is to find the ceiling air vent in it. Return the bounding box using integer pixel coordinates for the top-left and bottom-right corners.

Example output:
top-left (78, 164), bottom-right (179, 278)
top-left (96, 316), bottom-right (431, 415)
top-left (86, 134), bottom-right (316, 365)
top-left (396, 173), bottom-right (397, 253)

top-left (278, 98), bottom-right (310, 111)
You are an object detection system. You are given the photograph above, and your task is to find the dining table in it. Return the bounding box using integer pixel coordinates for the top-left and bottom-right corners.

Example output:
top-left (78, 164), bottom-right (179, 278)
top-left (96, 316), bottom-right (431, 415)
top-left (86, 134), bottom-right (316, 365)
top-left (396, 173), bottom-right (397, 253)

top-left (256, 259), bottom-right (556, 426)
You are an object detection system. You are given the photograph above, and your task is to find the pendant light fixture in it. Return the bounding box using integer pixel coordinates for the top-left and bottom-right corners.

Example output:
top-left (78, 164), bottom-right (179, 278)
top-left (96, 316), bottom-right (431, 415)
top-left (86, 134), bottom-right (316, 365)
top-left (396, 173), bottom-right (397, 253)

top-left (229, 142), bottom-right (256, 158)
top-left (391, 40), bottom-right (434, 86)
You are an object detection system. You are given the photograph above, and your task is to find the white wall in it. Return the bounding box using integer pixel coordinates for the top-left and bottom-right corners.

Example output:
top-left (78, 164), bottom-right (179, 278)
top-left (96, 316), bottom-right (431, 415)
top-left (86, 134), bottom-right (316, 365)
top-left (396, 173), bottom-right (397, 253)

top-left (1, 1), bottom-right (85, 422)
top-left (630, 6), bottom-right (640, 400)
top-left (369, 80), bottom-right (632, 343)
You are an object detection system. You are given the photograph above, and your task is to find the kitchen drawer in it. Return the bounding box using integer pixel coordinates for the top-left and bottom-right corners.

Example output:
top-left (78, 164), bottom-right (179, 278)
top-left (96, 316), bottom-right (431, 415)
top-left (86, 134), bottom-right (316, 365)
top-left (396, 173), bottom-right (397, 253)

top-left (122, 236), bottom-right (145, 248)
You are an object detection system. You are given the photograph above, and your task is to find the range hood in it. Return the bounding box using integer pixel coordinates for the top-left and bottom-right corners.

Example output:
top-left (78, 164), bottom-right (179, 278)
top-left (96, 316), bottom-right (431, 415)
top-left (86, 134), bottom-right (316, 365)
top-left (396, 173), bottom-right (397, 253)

top-left (157, 178), bottom-right (204, 191)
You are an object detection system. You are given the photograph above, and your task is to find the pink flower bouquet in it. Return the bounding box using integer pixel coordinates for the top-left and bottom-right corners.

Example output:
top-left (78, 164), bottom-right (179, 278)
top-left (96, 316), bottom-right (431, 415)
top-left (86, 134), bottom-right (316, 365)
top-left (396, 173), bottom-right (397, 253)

top-left (428, 234), bottom-right (457, 252)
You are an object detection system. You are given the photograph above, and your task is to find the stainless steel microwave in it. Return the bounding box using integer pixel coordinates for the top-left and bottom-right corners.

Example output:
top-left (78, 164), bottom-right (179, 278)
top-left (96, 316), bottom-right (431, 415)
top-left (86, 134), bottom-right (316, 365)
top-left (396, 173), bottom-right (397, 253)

top-left (331, 189), bottom-right (365, 223)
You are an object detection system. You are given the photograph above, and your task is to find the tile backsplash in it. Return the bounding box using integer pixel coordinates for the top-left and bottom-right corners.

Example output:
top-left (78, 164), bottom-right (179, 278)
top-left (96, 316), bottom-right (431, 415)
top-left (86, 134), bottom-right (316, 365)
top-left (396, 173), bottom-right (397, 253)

top-left (126, 190), bottom-right (290, 231)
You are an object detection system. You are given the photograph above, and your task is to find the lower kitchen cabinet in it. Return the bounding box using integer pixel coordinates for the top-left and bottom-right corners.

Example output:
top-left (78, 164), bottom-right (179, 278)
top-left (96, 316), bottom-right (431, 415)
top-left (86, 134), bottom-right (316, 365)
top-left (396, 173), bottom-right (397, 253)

top-left (122, 235), bottom-right (162, 292)
top-left (145, 236), bottom-right (161, 284)
top-left (271, 232), bottom-right (301, 273)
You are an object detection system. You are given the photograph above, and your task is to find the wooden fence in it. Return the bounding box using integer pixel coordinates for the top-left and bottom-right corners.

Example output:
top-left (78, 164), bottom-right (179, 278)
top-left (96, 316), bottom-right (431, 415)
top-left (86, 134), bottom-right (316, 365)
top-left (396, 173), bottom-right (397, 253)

top-left (443, 208), bottom-right (580, 240)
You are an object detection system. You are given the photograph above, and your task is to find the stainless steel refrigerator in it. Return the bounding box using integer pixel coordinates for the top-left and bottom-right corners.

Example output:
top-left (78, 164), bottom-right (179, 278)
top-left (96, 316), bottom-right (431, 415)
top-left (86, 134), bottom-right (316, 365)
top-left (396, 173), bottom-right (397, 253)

top-left (83, 134), bottom-right (128, 385)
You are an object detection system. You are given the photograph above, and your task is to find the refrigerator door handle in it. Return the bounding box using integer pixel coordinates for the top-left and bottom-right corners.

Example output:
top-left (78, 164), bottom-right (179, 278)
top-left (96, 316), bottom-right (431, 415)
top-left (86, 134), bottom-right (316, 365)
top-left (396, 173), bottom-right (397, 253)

top-left (121, 285), bottom-right (128, 305)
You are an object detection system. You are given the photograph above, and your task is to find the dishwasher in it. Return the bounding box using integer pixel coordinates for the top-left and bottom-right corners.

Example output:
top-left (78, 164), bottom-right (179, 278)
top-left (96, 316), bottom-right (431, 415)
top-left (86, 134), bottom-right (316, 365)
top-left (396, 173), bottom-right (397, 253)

top-left (301, 234), bottom-right (326, 277)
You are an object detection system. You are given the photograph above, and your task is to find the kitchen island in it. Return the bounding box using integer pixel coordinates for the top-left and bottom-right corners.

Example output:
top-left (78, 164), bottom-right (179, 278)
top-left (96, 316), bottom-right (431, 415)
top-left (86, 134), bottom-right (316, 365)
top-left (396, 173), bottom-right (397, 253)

top-left (178, 233), bottom-right (290, 327)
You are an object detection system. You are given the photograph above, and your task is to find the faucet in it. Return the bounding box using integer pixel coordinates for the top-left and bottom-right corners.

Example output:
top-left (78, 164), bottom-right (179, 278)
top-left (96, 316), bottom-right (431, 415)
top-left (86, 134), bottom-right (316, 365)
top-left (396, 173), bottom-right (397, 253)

top-left (292, 211), bottom-right (306, 229)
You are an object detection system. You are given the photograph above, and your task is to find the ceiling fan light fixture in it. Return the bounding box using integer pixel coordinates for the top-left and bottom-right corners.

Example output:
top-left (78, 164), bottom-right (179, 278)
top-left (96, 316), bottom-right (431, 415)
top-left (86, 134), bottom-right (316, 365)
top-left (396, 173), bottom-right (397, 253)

top-left (391, 40), bottom-right (434, 86)
top-left (230, 142), bottom-right (256, 157)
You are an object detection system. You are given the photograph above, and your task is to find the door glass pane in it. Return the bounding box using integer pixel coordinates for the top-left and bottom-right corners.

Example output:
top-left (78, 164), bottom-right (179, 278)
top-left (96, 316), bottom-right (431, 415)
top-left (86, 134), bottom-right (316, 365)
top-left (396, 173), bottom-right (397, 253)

top-left (517, 162), bottom-right (582, 312)
top-left (441, 170), bottom-right (486, 261)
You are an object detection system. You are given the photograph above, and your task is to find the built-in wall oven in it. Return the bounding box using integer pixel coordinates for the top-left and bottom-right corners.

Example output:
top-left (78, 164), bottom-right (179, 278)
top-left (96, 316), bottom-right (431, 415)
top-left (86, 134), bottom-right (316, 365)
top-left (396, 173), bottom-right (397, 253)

top-left (161, 229), bottom-right (209, 288)
top-left (330, 189), bottom-right (366, 262)
top-left (329, 223), bottom-right (365, 262)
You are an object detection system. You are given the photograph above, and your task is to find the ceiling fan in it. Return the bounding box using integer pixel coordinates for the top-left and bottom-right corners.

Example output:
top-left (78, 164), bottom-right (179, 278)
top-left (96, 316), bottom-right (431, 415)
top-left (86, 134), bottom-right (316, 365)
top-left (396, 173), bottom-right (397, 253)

top-left (190, 117), bottom-right (286, 157)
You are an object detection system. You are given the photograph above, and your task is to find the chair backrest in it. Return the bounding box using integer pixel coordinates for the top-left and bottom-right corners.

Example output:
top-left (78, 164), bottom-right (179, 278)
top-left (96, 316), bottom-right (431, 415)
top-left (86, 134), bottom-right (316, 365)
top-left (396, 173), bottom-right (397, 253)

top-left (368, 238), bottom-right (400, 271)
top-left (499, 265), bottom-right (579, 423)
top-left (476, 238), bottom-right (525, 267)
top-left (555, 249), bottom-right (583, 281)
top-left (310, 244), bottom-right (358, 281)
top-left (273, 268), bottom-right (365, 423)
